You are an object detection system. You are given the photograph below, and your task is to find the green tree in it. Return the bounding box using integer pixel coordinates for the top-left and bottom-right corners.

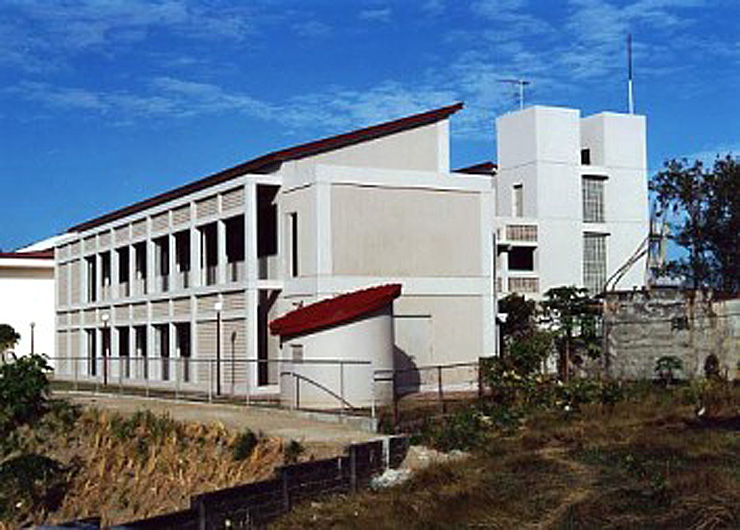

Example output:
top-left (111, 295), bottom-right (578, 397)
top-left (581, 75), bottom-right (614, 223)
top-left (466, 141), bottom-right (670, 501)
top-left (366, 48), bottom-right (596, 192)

top-left (0, 354), bottom-right (51, 441)
top-left (499, 293), bottom-right (537, 355)
top-left (0, 325), bottom-right (20, 360)
top-left (540, 286), bottom-right (601, 381)
top-left (650, 155), bottom-right (739, 294)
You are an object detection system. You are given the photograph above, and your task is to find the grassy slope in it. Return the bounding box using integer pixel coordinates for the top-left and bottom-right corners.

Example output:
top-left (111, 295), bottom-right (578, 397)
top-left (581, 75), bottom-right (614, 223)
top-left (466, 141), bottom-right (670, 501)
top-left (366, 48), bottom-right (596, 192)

top-left (1, 405), bottom-right (286, 528)
top-left (275, 385), bottom-right (739, 529)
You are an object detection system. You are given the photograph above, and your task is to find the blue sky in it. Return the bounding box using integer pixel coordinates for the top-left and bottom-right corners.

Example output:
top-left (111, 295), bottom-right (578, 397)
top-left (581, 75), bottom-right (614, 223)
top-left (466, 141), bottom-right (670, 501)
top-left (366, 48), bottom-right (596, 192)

top-left (1, 0), bottom-right (738, 251)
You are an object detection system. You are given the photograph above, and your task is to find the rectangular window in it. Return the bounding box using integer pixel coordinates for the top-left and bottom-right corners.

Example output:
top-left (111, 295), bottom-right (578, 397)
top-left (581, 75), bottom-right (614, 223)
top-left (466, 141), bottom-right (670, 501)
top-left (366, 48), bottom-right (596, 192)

top-left (289, 212), bottom-right (299, 277)
top-left (508, 247), bottom-right (535, 271)
top-left (512, 184), bottom-right (523, 218)
top-left (582, 176), bottom-right (605, 223)
top-left (86, 257), bottom-right (97, 302)
top-left (583, 233), bottom-right (607, 293)
top-left (581, 148), bottom-right (591, 165)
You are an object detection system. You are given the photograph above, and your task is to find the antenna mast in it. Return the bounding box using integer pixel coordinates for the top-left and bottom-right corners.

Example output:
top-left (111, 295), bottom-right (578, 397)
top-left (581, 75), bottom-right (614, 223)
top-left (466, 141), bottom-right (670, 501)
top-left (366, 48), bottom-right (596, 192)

top-left (499, 79), bottom-right (531, 110)
top-left (627, 34), bottom-right (635, 114)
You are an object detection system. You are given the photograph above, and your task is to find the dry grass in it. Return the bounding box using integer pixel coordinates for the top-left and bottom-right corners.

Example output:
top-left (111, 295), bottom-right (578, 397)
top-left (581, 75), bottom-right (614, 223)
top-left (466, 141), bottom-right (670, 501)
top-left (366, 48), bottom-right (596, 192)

top-left (275, 383), bottom-right (740, 529)
top-left (2, 405), bottom-right (287, 528)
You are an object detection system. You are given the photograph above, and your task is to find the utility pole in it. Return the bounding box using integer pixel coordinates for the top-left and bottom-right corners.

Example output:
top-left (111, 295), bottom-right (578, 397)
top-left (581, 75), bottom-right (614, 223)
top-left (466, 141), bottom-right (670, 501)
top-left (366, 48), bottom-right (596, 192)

top-left (627, 34), bottom-right (635, 114)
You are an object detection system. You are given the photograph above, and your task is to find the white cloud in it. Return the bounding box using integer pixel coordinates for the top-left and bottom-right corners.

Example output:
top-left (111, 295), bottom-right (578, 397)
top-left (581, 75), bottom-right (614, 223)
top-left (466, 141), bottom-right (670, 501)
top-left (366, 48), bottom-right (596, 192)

top-left (292, 20), bottom-right (331, 38)
top-left (358, 8), bottom-right (392, 23)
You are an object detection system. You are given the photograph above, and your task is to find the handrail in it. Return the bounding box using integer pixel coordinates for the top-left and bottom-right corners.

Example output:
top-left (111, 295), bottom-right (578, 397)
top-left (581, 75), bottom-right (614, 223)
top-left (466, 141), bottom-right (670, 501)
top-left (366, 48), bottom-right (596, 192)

top-left (279, 370), bottom-right (357, 411)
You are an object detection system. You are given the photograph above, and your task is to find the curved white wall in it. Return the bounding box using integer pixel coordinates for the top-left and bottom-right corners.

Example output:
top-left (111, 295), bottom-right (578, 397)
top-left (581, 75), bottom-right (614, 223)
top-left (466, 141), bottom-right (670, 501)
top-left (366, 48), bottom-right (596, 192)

top-left (280, 306), bottom-right (394, 409)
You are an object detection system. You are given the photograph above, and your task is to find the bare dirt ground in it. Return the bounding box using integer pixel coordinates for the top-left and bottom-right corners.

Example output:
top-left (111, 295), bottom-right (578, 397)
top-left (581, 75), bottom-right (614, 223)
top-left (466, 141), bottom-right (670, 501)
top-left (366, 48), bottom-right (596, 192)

top-left (55, 390), bottom-right (381, 446)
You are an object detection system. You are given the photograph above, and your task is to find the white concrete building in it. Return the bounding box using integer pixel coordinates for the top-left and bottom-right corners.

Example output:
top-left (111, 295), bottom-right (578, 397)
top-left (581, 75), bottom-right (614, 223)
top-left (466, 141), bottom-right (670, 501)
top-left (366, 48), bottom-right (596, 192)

top-left (51, 103), bottom-right (649, 404)
top-left (492, 106), bottom-right (649, 298)
top-left (0, 236), bottom-right (62, 360)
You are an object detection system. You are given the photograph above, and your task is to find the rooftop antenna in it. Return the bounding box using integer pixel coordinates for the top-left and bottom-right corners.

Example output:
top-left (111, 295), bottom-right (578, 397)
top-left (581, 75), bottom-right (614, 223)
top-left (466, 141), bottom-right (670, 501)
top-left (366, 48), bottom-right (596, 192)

top-left (627, 34), bottom-right (635, 114)
top-left (499, 79), bottom-right (531, 110)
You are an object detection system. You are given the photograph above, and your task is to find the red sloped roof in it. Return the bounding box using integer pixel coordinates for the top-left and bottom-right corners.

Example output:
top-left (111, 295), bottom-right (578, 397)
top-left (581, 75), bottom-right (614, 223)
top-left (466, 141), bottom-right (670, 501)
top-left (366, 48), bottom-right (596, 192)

top-left (269, 284), bottom-right (402, 337)
top-left (69, 103), bottom-right (464, 233)
top-left (0, 250), bottom-right (54, 260)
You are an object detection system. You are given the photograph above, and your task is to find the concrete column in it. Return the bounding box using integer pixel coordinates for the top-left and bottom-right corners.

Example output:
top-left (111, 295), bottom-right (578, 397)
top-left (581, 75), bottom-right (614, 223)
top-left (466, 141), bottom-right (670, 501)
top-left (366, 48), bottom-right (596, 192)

top-left (191, 224), bottom-right (201, 288)
top-left (111, 245), bottom-right (119, 300)
top-left (217, 218), bottom-right (227, 285)
top-left (169, 233), bottom-right (177, 292)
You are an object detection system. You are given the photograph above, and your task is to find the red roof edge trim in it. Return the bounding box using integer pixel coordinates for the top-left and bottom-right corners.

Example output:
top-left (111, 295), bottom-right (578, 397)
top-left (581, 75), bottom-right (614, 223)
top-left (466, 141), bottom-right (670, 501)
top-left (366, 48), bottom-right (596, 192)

top-left (454, 161), bottom-right (498, 175)
top-left (68, 103), bottom-right (464, 233)
top-left (0, 250), bottom-right (54, 260)
top-left (269, 284), bottom-right (402, 338)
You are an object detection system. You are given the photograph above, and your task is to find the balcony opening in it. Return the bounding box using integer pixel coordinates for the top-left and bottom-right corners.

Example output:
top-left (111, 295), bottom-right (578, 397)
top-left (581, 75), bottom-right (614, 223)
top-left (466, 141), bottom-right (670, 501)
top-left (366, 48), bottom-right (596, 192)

top-left (175, 323), bottom-right (191, 383)
top-left (154, 235), bottom-right (170, 293)
top-left (118, 326), bottom-right (130, 378)
top-left (117, 247), bottom-right (130, 297)
top-left (174, 230), bottom-right (190, 289)
top-left (85, 256), bottom-right (97, 302)
top-left (134, 242), bottom-right (147, 295)
top-left (156, 324), bottom-right (170, 381)
top-left (509, 247), bottom-right (535, 271)
top-left (258, 185), bottom-right (279, 280)
top-left (257, 289), bottom-right (280, 386)
top-left (100, 252), bottom-right (111, 300)
top-left (199, 223), bottom-right (218, 286)
top-left (86, 329), bottom-right (96, 376)
top-left (225, 215), bottom-right (245, 282)
top-left (135, 325), bottom-right (148, 379)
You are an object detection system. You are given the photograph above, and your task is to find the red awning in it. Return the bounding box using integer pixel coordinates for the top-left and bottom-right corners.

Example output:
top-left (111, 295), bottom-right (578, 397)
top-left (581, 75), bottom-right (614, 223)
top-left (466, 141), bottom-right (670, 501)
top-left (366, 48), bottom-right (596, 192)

top-left (269, 284), bottom-right (402, 337)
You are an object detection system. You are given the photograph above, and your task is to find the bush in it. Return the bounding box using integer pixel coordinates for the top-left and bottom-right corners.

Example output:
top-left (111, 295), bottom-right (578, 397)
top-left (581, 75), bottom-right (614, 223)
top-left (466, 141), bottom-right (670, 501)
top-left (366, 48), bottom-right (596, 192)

top-left (0, 453), bottom-right (68, 522)
top-left (0, 354), bottom-right (50, 439)
top-left (655, 356), bottom-right (683, 385)
top-left (233, 429), bottom-right (259, 461)
top-left (284, 440), bottom-right (305, 464)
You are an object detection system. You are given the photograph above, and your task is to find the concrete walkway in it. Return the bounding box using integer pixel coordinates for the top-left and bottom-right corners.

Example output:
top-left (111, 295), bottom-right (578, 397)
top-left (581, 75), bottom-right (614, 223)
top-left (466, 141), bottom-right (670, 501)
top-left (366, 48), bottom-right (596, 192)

top-left (55, 391), bottom-right (380, 445)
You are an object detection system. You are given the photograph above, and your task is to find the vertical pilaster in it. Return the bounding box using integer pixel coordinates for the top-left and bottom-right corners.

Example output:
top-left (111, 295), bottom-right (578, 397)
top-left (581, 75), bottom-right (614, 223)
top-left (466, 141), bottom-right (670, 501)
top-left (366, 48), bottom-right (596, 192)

top-left (217, 219), bottom-right (227, 285)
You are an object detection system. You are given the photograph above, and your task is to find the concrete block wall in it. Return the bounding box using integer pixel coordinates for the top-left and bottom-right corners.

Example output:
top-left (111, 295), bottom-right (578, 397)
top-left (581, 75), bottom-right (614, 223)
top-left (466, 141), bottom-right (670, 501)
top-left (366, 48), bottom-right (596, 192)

top-left (604, 289), bottom-right (739, 380)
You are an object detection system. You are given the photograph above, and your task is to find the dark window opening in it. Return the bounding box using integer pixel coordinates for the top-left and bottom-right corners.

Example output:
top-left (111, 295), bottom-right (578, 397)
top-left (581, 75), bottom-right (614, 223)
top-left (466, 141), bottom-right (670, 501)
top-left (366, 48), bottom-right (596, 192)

top-left (155, 236), bottom-right (170, 292)
top-left (117, 247), bottom-right (130, 297)
top-left (225, 215), bottom-right (245, 282)
top-left (581, 148), bottom-right (591, 165)
top-left (258, 185), bottom-right (279, 280)
top-left (86, 257), bottom-right (97, 302)
top-left (176, 323), bottom-right (191, 383)
top-left (135, 326), bottom-right (148, 379)
top-left (200, 223), bottom-right (218, 286)
top-left (174, 230), bottom-right (190, 289)
top-left (290, 213), bottom-right (299, 278)
top-left (118, 327), bottom-right (130, 378)
top-left (509, 247), bottom-right (535, 271)
top-left (134, 242), bottom-right (147, 295)
top-left (100, 252), bottom-right (111, 299)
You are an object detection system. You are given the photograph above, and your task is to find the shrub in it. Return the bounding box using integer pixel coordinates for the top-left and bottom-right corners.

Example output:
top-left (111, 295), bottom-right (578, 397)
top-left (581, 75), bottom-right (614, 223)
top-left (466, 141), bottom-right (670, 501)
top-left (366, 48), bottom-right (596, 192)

top-left (284, 440), bottom-right (305, 464)
top-left (233, 429), bottom-right (259, 461)
top-left (0, 354), bottom-right (50, 440)
top-left (0, 453), bottom-right (68, 522)
top-left (655, 356), bottom-right (683, 385)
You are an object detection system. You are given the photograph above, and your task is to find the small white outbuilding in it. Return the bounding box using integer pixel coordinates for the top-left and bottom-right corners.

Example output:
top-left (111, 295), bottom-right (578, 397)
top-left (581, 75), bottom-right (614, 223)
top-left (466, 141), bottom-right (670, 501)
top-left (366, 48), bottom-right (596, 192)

top-left (269, 284), bottom-right (401, 410)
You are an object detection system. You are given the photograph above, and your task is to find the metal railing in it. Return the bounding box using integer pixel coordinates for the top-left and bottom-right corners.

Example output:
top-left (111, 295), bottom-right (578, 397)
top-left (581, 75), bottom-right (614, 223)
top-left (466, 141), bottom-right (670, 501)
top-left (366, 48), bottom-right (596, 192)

top-left (47, 356), bottom-right (485, 430)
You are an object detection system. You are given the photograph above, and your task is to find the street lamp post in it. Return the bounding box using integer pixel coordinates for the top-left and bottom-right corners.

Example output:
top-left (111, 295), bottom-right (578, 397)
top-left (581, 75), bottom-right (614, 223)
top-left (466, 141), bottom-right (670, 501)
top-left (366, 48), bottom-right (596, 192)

top-left (30, 322), bottom-right (35, 355)
top-left (214, 301), bottom-right (223, 397)
top-left (101, 313), bottom-right (110, 387)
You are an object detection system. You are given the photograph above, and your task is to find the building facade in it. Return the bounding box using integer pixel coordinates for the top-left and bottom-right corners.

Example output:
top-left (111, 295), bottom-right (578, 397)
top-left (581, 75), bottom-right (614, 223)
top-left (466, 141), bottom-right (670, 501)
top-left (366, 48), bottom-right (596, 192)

top-left (493, 106), bottom-right (649, 298)
top-left (0, 240), bottom-right (58, 360)
top-left (53, 104), bottom-right (496, 398)
top-left (52, 103), bottom-right (649, 400)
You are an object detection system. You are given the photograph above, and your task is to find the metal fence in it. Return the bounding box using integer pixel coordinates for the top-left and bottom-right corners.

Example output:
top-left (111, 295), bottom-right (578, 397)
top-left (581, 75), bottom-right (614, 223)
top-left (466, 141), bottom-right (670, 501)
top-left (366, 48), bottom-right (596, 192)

top-left (48, 356), bottom-right (374, 415)
top-left (47, 356), bottom-right (486, 431)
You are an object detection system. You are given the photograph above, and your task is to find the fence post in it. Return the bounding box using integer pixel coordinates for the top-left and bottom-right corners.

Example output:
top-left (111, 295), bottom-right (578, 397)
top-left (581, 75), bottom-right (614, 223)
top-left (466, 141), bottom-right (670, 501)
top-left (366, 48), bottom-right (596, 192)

top-left (349, 445), bottom-right (358, 494)
top-left (175, 359), bottom-right (180, 402)
top-left (74, 357), bottom-right (78, 392)
top-left (437, 365), bottom-right (446, 414)
top-left (208, 361), bottom-right (213, 403)
top-left (281, 467), bottom-right (291, 512)
top-left (339, 362), bottom-right (345, 416)
top-left (392, 371), bottom-right (399, 433)
top-left (370, 369), bottom-right (377, 424)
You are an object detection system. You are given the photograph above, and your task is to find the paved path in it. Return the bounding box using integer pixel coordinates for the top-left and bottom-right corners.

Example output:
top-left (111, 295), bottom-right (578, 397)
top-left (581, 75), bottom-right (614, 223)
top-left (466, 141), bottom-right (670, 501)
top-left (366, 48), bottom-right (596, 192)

top-left (55, 391), bottom-right (380, 444)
